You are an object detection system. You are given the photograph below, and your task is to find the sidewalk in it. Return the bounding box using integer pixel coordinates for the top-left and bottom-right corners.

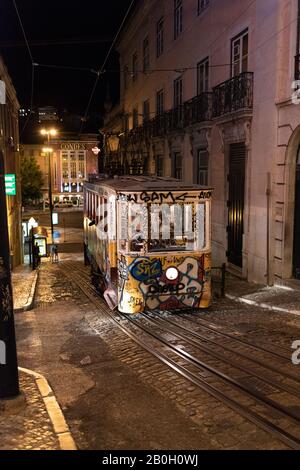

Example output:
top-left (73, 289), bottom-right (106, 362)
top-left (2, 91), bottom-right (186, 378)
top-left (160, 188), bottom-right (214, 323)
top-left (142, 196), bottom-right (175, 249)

top-left (12, 264), bottom-right (39, 313)
top-left (0, 369), bottom-right (76, 450)
top-left (225, 273), bottom-right (300, 316)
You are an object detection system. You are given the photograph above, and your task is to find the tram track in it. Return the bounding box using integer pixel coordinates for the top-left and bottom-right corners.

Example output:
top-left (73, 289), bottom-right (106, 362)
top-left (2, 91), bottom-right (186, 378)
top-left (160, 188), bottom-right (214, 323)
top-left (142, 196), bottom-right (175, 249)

top-left (62, 261), bottom-right (300, 450)
top-left (141, 311), bottom-right (300, 397)
top-left (177, 313), bottom-right (293, 359)
top-left (144, 311), bottom-right (300, 385)
top-left (67, 263), bottom-right (294, 364)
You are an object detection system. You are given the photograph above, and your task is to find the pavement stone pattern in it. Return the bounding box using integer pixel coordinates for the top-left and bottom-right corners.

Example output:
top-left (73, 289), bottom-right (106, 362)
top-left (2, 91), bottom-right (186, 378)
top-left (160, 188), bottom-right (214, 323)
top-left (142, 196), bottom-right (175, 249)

top-left (13, 259), bottom-right (300, 450)
top-left (87, 309), bottom-right (287, 450)
top-left (225, 273), bottom-right (300, 315)
top-left (0, 372), bottom-right (60, 450)
top-left (12, 265), bottom-right (38, 311)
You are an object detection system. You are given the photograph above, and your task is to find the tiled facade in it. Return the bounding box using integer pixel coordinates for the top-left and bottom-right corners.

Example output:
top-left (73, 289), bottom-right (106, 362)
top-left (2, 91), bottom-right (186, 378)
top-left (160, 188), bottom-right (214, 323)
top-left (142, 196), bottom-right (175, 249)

top-left (102, 0), bottom-right (300, 285)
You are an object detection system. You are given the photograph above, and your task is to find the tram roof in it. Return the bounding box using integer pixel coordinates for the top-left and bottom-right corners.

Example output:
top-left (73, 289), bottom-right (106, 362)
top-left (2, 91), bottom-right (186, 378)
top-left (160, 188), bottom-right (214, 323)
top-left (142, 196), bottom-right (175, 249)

top-left (85, 175), bottom-right (213, 193)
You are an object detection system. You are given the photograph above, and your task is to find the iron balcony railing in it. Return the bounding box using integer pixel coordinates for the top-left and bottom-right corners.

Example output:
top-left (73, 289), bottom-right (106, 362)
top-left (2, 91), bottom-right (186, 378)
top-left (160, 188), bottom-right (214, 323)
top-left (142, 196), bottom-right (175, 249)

top-left (122, 72), bottom-right (253, 143)
top-left (212, 72), bottom-right (254, 118)
top-left (184, 92), bottom-right (212, 125)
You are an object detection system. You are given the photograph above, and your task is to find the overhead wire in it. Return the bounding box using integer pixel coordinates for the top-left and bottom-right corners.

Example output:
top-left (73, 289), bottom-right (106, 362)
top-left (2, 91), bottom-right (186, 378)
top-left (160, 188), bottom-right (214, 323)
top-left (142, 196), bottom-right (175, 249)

top-left (12, 0), bottom-right (36, 137)
top-left (11, 0), bottom-right (300, 137)
top-left (79, 0), bottom-right (136, 134)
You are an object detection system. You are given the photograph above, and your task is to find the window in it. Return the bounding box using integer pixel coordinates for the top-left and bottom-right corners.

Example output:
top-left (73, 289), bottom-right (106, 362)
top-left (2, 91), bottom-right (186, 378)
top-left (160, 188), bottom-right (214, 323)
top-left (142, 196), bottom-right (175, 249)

top-left (132, 52), bottom-right (138, 81)
top-left (143, 37), bottom-right (150, 72)
top-left (143, 100), bottom-right (150, 122)
top-left (174, 76), bottom-right (183, 107)
top-left (70, 160), bottom-right (77, 179)
top-left (198, 0), bottom-right (209, 15)
top-left (172, 152), bottom-right (182, 180)
top-left (62, 154), bottom-right (69, 179)
top-left (148, 203), bottom-right (201, 252)
top-left (60, 149), bottom-right (86, 190)
top-left (197, 149), bottom-right (209, 185)
top-left (174, 0), bottom-right (183, 39)
top-left (133, 108), bottom-right (139, 128)
top-left (232, 30), bottom-right (248, 77)
top-left (156, 89), bottom-right (164, 115)
top-left (156, 155), bottom-right (164, 176)
top-left (78, 160), bottom-right (85, 179)
top-left (157, 18), bottom-right (164, 57)
top-left (197, 57), bottom-right (209, 94)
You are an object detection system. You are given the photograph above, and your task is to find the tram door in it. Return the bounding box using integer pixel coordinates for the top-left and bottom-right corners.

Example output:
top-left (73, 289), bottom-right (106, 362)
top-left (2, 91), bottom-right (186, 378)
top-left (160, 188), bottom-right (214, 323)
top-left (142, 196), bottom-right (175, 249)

top-left (293, 162), bottom-right (300, 279)
top-left (227, 143), bottom-right (246, 268)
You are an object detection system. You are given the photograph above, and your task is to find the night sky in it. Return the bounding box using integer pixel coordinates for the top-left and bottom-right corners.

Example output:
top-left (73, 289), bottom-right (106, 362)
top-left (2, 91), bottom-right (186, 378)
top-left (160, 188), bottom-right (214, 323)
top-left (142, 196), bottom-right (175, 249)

top-left (0, 0), bottom-right (133, 116)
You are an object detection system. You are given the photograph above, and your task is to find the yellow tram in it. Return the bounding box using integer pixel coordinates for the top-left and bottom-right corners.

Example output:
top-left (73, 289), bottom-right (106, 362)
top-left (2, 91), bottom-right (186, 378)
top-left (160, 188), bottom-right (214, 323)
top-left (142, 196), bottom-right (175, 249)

top-left (84, 176), bottom-right (213, 314)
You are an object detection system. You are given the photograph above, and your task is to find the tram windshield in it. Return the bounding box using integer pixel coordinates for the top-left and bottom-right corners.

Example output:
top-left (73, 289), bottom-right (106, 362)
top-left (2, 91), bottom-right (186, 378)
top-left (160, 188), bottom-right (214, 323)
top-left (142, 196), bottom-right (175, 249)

top-left (118, 201), bottom-right (209, 253)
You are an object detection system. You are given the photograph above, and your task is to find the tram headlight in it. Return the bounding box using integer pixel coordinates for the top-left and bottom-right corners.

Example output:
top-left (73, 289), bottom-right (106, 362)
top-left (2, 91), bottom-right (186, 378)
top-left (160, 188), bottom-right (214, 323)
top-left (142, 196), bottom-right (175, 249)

top-left (166, 267), bottom-right (179, 281)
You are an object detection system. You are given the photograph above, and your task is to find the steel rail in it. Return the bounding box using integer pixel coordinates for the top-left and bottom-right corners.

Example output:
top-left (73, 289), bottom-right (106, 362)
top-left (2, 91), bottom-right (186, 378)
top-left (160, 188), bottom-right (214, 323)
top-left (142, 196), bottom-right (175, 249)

top-left (65, 262), bottom-right (298, 381)
top-left (186, 313), bottom-right (293, 356)
top-left (121, 312), bottom-right (300, 426)
top-left (141, 311), bottom-right (300, 398)
top-left (66, 263), bottom-right (291, 360)
top-left (177, 312), bottom-right (291, 361)
top-left (146, 310), bottom-right (300, 386)
top-left (62, 267), bottom-right (300, 450)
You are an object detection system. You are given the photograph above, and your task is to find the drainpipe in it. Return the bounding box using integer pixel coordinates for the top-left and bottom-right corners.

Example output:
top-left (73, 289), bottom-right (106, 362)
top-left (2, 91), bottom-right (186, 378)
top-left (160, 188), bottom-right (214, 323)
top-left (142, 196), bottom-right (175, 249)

top-left (266, 172), bottom-right (271, 286)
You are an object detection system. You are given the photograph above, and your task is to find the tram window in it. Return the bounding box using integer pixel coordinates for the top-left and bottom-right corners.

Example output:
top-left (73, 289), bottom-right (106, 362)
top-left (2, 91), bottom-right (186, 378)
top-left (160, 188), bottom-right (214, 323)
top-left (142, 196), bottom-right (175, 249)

top-left (148, 203), bottom-right (196, 252)
top-left (196, 203), bottom-right (206, 250)
top-left (128, 203), bottom-right (148, 252)
top-left (118, 201), bottom-right (129, 251)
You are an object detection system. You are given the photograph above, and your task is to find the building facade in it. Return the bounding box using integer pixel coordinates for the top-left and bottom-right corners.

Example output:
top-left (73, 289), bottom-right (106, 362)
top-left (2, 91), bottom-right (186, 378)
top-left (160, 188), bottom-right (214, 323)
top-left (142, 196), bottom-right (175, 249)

top-left (21, 134), bottom-right (99, 206)
top-left (0, 56), bottom-right (22, 269)
top-left (102, 0), bottom-right (300, 285)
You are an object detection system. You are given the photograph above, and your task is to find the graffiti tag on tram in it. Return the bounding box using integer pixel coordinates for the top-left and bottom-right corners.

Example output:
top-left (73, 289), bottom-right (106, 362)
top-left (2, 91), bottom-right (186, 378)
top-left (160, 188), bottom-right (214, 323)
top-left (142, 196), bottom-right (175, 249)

top-left (129, 258), bottom-right (162, 282)
top-left (148, 283), bottom-right (185, 295)
top-left (118, 190), bottom-right (212, 204)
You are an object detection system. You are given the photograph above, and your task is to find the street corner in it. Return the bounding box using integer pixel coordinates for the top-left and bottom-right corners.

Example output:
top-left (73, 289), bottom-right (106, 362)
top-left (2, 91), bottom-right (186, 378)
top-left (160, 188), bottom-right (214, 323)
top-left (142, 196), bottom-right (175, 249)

top-left (0, 368), bottom-right (76, 451)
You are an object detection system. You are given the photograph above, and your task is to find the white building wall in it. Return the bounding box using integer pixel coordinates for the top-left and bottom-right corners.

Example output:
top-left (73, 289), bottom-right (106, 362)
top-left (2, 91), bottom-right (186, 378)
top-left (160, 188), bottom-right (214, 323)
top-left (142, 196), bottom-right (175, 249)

top-left (111, 0), bottom-right (300, 284)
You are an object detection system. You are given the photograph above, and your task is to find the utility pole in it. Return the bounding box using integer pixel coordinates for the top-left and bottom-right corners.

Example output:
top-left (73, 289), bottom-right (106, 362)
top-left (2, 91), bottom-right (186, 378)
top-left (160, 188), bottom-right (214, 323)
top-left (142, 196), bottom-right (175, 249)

top-left (40, 128), bottom-right (58, 246)
top-left (47, 143), bottom-right (54, 245)
top-left (0, 149), bottom-right (19, 399)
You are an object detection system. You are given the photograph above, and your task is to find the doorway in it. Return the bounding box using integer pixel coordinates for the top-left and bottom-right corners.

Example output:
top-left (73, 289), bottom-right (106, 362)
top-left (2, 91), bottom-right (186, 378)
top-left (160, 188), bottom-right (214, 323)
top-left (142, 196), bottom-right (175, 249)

top-left (293, 155), bottom-right (300, 279)
top-left (227, 142), bottom-right (246, 268)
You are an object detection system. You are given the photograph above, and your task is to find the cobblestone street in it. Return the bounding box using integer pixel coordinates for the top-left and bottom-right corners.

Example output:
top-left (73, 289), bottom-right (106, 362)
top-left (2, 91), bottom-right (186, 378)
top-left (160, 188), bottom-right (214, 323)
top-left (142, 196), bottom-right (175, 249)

top-left (0, 372), bottom-right (60, 450)
top-left (10, 257), bottom-right (300, 450)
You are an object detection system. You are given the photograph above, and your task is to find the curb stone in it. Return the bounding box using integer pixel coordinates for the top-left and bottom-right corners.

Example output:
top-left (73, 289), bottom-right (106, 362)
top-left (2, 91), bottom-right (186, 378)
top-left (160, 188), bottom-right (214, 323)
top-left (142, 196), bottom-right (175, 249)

top-left (18, 367), bottom-right (77, 451)
top-left (14, 268), bottom-right (39, 313)
top-left (226, 293), bottom-right (300, 317)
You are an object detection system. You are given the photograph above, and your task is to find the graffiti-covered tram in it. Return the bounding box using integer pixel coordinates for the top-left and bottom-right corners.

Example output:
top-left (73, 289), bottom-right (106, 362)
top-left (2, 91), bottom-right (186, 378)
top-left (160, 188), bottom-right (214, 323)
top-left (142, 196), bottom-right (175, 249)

top-left (84, 176), bottom-right (213, 314)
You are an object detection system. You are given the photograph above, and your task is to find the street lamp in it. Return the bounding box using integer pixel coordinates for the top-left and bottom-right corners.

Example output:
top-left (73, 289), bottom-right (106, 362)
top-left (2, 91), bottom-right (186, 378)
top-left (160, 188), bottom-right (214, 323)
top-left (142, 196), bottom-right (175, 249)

top-left (40, 129), bottom-right (57, 245)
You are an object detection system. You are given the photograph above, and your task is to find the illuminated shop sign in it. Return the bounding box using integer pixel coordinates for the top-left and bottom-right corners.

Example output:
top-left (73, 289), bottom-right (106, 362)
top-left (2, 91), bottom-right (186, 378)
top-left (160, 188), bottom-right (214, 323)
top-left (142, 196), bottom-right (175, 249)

top-left (61, 143), bottom-right (86, 151)
top-left (5, 174), bottom-right (16, 196)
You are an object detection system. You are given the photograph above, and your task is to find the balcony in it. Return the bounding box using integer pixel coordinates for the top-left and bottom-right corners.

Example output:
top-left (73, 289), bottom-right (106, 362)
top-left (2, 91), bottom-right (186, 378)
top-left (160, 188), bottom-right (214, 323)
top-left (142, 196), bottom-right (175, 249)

top-left (122, 73), bottom-right (253, 145)
top-left (212, 72), bottom-right (254, 118)
top-left (184, 92), bottom-right (212, 125)
top-left (166, 106), bottom-right (184, 132)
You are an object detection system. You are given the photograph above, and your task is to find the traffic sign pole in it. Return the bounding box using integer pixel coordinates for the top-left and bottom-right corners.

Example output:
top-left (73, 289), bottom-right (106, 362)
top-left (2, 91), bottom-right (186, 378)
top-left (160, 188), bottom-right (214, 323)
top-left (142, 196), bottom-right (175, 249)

top-left (0, 150), bottom-right (19, 399)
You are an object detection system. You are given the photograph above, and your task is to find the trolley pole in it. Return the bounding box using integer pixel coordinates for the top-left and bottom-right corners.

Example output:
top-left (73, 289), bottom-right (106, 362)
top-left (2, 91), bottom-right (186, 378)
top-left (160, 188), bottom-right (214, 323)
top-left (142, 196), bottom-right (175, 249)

top-left (0, 150), bottom-right (19, 399)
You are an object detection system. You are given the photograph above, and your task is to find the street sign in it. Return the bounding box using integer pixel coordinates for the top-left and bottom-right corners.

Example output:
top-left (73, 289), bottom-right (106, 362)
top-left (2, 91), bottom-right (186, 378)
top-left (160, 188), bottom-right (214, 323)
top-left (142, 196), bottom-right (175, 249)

top-left (5, 174), bottom-right (16, 196)
top-left (92, 147), bottom-right (101, 155)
